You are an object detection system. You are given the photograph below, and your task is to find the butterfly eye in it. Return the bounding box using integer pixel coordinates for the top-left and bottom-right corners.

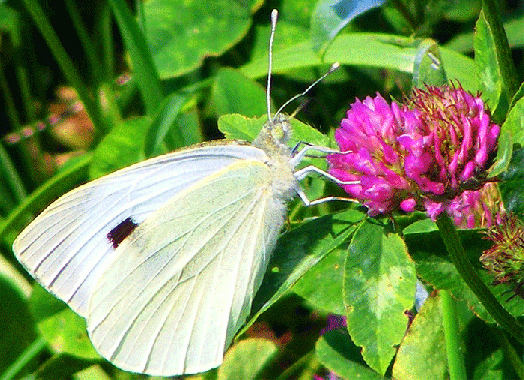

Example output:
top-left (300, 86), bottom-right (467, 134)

top-left (270, 125), bottom-right (287, 143)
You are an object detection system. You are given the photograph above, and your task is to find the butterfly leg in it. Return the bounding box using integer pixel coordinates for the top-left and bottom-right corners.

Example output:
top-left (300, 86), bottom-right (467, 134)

top-left (289, 143), bottom-right (350, 167)
top-left (294, 165), bottom-right (360, 206)
top-left (296, 187), bottom-right (358, 206)
top-left (294, 165), bottom-right (359, 186)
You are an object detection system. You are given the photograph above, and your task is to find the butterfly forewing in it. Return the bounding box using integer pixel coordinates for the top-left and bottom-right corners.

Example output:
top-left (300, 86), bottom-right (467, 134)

top-left (13, 144), bottom-right (268, 316)
top-left (87, 159), bottom-right (289, 375)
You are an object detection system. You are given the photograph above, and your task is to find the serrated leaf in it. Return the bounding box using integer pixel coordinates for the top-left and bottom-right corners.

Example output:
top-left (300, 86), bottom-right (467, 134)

top-left (500, 94), bottom-right (524, 147)
top-left (217, 114), bottom-right (329, 147)
top-left (474, 8), bottom-right (515, 123)
top-left (217, 114), bottom-right (263, 142)
top-left (344, 221), bottom-right (416, 375)
top-left (217, 339), bottom-right (277, 380)
top-left (315, 329), bottom-right (382, 380)
top-left (392, 293), bottom-right (447, 380)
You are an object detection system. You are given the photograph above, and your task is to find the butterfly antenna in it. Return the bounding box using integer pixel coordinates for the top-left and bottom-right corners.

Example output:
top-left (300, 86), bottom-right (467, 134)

top-left (267, 9), bottom-right (278, 125)
top-left (274, 62), bottom-right (340, 118)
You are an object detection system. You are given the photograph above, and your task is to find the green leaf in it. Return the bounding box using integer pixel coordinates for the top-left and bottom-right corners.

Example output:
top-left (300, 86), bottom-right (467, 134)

top-left (509, 80), bottom-right (524, 111)
top-left (344, 221), bottom-right (416, 375)
top-left (404, 227), bottom-right (524, 322)
top-left (37, 308), bottom-right (99, 360)
top-left (474, 6), bottom-right (516, 123)
top-left (28, 284), bottom-right (67, 323)
top-left (242, 210), bottom-right (365, 336)
top-left (211, 68), bottom-right (268, 118)
top-left (70, 365), bottom-right (112, 380)
top-left (218, 339), bottom-right (277, 380)
top-left (489, 87), bottom-right (524, 177)
top-left (250, 10), bottom-right (310, 61)
top-left (293, 247), bottom-right (346, 314)
top-left (489, 126), bottom-right (512, 178)
top-left (392, 293), bottom-right (447, 380)
top-left (0, 4), bottom-right (21, 46)
top-left (499, 147), bottom-right (524, 216)
top-left (144, 0), bottom-right (259, 79)
top-left (402, 219), bottom-right (438, 234)
top-left (218, 114), bottom-right (265, 142)
top-left (217, 114), bottom-right (329, 148)
top-left (144, 86), bottom-right (202, 157)
top-left (310, 0), bottom-right (386, 55)
top-left (168, 108), bottom-right (204, 148)
top-left (412, 39), bottom-right (448, 88)
top-left (109, 0), bottom-right (163, 115)
top-left (471, 349), bottom-right (507, 380)
top-left (500, 94), bottom-right (524, 147)
top-left (464, 319), bottom-right (522, 380)
top-left (89, 116), bottom-right (152, 179)
top-left (0, 264), bottom-right (37, 375)
top-left (316, 329), bottom-right (382, 380)
top-left (241, 34), bottom-right (477, 91)
top-left (32, 353), bottom-right (98, 380)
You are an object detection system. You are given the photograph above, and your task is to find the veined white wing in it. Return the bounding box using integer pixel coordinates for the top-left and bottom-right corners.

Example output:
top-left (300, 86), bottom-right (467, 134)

top-left (12, 143), bottom-right (268, 316)
top-left (87, 159), bottom-right (295, 376)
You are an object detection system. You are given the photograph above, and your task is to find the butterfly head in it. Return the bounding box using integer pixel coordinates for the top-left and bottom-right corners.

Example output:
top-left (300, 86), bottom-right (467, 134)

top-left (252, 113), bottom-right (292, 158)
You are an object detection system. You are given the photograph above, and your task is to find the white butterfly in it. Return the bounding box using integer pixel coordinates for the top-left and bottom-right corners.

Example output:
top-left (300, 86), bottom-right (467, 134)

top-left (13, 10), bottom-right (354, 376)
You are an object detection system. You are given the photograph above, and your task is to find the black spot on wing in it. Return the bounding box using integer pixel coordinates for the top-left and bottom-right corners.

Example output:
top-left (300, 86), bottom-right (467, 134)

top-left (107, 217), bottom-right (138, 249)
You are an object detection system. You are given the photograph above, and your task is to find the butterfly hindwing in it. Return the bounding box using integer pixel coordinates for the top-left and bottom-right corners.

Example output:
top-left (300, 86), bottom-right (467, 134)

top-left (86, 159), bottom-right (288, 375)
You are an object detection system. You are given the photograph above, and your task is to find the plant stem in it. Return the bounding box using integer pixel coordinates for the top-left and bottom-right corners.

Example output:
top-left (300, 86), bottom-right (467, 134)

top-left (0, 337), bottom-right (47, 380)
top-left (436, 213), bottom-right (524, 344)
top-left (21, 0), bottom-right (105, 136)
top-left (493, 327), bottom-right (524, 380)
top-left (441, 290), bottom-right (467, 380)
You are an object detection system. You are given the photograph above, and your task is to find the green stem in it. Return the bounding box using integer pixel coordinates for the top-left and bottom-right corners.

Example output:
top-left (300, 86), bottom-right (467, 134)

top-left (0, 60), bottom-right (21, 130)
top-left (21, 0), bottom-right (105, 136)
top-left (0, 337), bottom-right (47, 380)
top-left (64, 0), bottom-right (101, 83)
top-left (436, 213), bottom-right (524, 344)
top-left (441, 290), bottom-right (467, 380)
top-left (493, 327), bottom-right (524, 379)
top-left (98, 2), bottom-right (114, 81)
top-left (0, 140), bottom-right (27, 204)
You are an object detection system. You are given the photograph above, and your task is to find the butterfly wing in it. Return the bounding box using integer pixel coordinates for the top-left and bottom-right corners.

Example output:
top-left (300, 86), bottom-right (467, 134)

top-left (13, 144), bottom-right (267, 316)
top-left (86, 159), bottom-right (290, 376)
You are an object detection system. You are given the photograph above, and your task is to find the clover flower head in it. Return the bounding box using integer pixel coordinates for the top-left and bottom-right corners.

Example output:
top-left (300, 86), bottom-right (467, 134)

top-left (481, 214), bottom-right (524, 299)
top-left (328, 85), bottom-right (500, 222)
